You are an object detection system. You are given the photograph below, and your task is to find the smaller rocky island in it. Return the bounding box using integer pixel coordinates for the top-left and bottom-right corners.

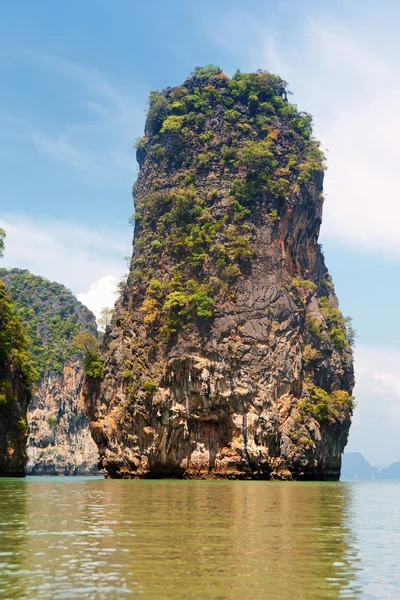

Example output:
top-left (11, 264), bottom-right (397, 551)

top-left (0, 268), bottom-right (99, 475)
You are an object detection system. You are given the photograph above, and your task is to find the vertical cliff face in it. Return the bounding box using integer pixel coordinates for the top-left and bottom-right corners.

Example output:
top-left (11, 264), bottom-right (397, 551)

top-left (0, 269), bottom-right (99, 475)
top-left (27, 358), bottom-right (98, 475)
top-left (0, 280), bottom-right (35, 476)
top-left (87, 67), bottom-right (354, 480)
top-left (0, 379), bottom-right (30, 477)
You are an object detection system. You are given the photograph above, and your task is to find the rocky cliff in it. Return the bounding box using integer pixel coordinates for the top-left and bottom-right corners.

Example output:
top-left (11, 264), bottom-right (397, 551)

top-left (27, 358), bottom-right (98, 475)
top-left (87, 66), bottom-right (354, 480)
top-left (0, 269), bottom-right (99, 475)
top-left (0, 279), bottom-right (35, 476)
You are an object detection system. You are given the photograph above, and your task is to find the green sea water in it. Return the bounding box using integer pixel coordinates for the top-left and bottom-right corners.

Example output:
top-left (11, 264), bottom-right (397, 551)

top-left (0, 477), bottom-right (399, 599)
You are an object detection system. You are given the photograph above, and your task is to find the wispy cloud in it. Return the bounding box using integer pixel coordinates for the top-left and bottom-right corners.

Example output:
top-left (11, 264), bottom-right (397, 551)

top-left (20, 46), bottom-right (142, 124)
top-left (349, 344), bottom-right (400, 464)
top-left (32, 131), bottom-right (99, 172)
top-left (372, 371), bottom-right (400, 400)
top-left (1, 45), bottom-right (145, 179)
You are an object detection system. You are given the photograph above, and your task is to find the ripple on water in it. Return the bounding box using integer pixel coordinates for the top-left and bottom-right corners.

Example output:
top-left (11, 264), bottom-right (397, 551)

top-left (1, 479), bottom-right (400, 598)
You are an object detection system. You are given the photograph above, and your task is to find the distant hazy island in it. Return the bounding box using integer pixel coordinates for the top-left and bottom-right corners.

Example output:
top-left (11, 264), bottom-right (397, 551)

top-left (341, 453), bottom-right (400, 480)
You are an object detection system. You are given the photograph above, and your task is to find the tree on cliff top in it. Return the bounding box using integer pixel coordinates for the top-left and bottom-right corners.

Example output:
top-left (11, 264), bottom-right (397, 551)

top-left (74, 331), bottom-right (102, 379)
top-left (0, 229), bottom-right (5, 258)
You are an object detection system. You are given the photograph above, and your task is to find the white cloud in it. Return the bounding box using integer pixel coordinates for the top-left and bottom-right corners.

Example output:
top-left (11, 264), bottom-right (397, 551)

top-left (372, 371), bottom-right (400, 400)
top-left (347, 344), bottom-right (400, 464)
top-left (206, 13), bottom-right (400, 259)
top-left (77, 275), bottom-right (119, 321)
top-left (0, 48), bottom-right (141, 318)
top-left (0, 214), bottom-right (130, 315)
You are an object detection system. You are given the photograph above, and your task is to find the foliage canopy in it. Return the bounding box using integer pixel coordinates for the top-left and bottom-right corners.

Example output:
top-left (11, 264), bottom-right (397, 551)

top-left (0, 269), bottom-right (97, 377)
top-left (0, 280), bottom-right (37, 409)
top-left (132, 66), bottom-right (326, 336)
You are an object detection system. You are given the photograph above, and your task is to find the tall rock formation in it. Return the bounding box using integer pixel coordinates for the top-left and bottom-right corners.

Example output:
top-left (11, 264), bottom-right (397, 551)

top-left (87, 66), bottom-right (354, 480)
top-left (0, 269), bottom-right (99, 475)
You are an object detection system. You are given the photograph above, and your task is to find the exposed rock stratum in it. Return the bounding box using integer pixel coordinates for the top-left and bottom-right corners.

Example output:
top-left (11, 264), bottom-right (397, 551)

top-left (86, 67), bottom-right (354, 480)
top-left (27, 358), bottom-right (98, 475)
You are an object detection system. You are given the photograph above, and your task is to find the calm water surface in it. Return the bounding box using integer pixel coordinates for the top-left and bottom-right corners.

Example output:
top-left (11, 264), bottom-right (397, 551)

top-left (0, 477), bottom-right (399, 599)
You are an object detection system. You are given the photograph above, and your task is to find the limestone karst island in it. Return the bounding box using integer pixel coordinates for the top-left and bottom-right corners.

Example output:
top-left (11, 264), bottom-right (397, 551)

top-left (5, 0), bottom-right (400, 592)
top-left (0, 67), bottom-right (355, 482)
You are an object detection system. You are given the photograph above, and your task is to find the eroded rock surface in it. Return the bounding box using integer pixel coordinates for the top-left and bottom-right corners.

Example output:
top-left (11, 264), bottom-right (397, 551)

top-left (0, 269), bottom-right (99, 475)
top-left (86, 67), bottom-right (354, 480)
top-left (27, 359), bottom-right (98, 475)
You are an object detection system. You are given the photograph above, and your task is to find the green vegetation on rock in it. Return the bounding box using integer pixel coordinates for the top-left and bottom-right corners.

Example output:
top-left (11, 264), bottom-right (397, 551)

top-left (0, 269), bottom-right (97, 377)
top-left (0, 279), bottom-right (37, 408)
top-left (314, 296), bottom-right (355, 351)
top-left (74, 332), bottom-right (102, 379)
top-left (301, 385), bottom-right (355, 423)
top-left (0, 232), bottom-right (36, 414)
top-left (131, 66), bottom-right (326, 337)
top-left (88, 66), bottom-right (355, 481)
top-left (0, 231), bottom-right (35, 472)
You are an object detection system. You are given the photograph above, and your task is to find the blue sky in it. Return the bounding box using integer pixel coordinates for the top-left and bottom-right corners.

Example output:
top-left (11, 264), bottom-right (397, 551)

top-left (1, 0), bottom-right (400, 464)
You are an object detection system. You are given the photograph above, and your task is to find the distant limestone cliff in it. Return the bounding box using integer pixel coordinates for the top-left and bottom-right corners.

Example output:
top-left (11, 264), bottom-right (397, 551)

top-left (0, 269), bottom-right (99, 475)
top-left (27, 358), bottom-right (98, 475)
top-left (85, 66), bottom-right (355, 480)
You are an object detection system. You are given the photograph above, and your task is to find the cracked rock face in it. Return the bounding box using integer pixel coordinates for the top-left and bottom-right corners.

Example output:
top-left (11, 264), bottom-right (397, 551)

top-left (0, 374), bottom-right (30, 477)
top-left (27, 359), bottom-right (99, 475)
top-left (86, 68), bottom-right (354, 480)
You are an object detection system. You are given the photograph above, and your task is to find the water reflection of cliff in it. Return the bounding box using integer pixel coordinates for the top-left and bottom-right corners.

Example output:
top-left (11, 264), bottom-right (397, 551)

top-left (0, 480), bottom-right (361, 599)
top-left (103, 481), bottom-right (361, 599)
top-left (0, 479), bottom-right (28, 598)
